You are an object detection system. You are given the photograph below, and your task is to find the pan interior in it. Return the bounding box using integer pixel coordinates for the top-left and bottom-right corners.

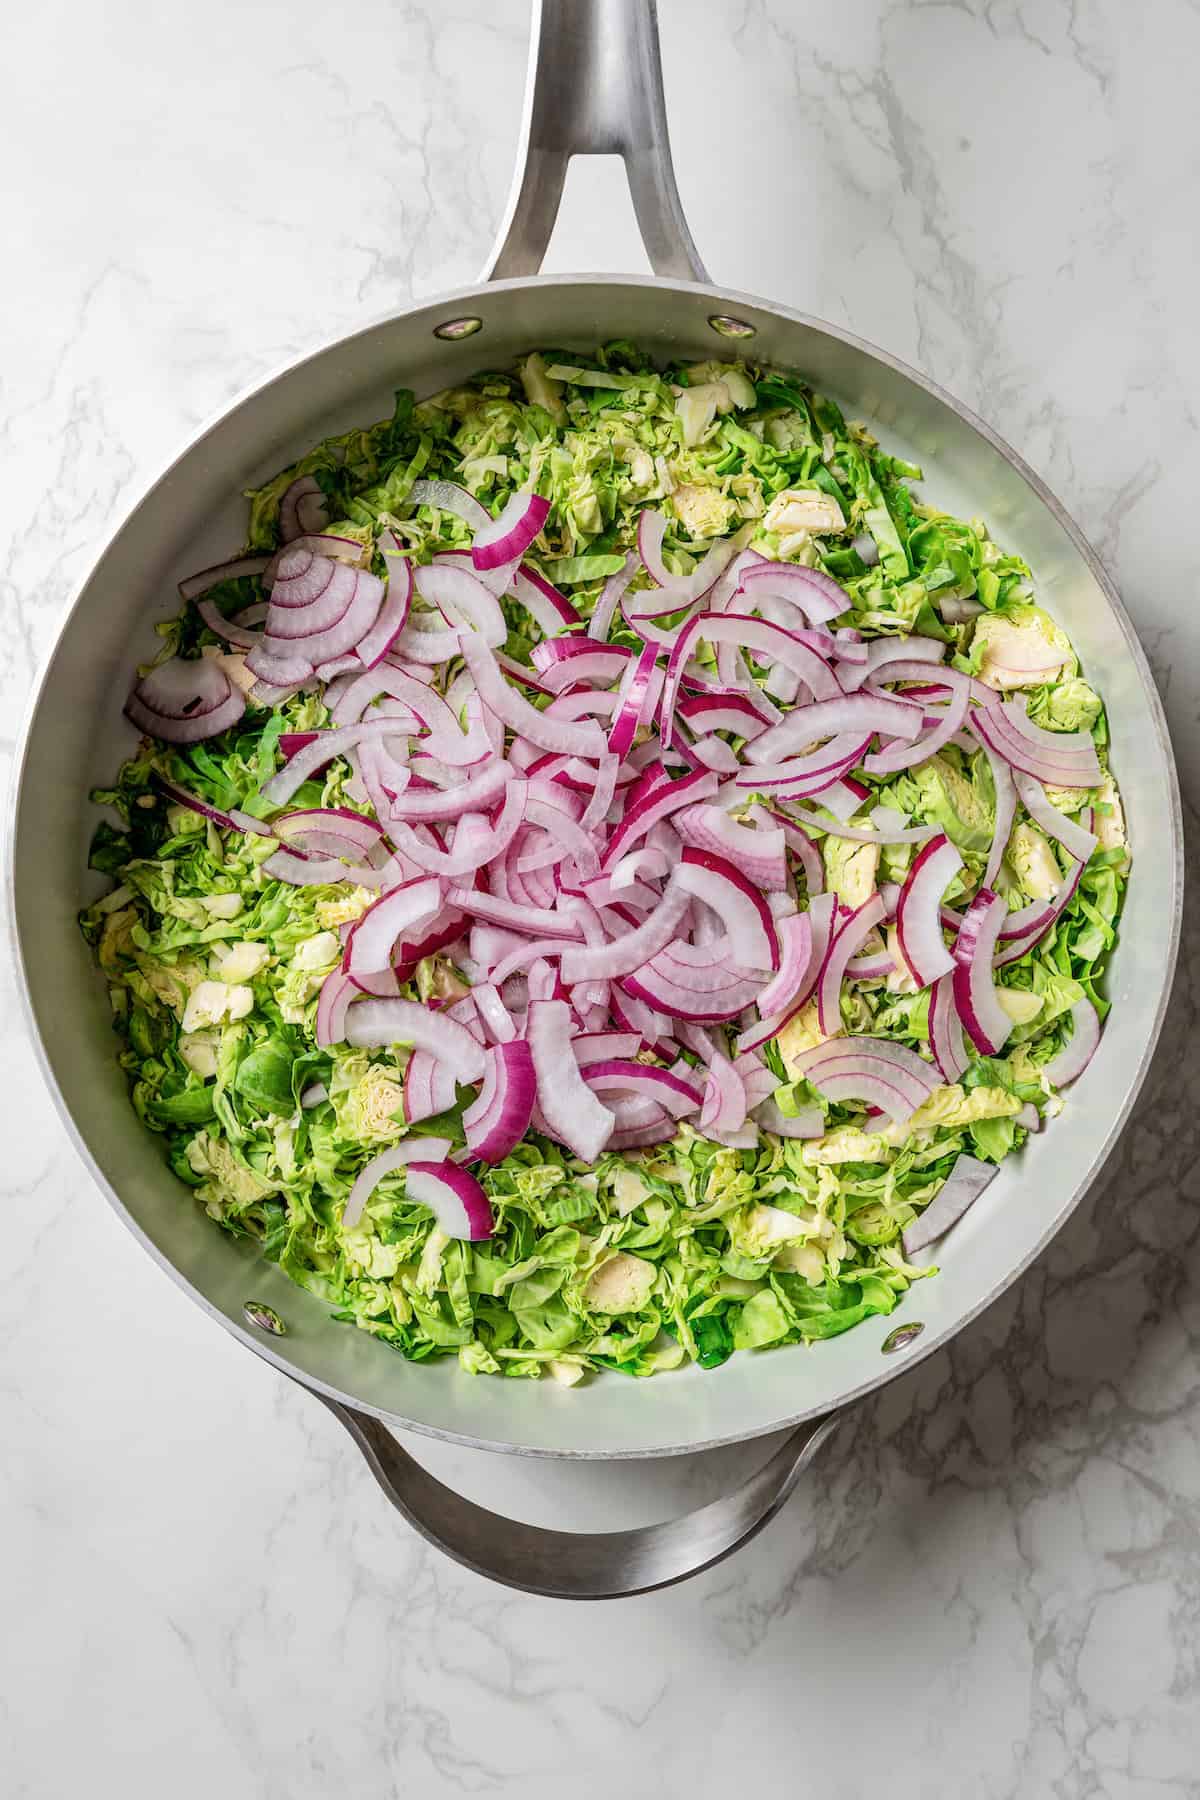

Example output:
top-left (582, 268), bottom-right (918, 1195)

top-left (11, 277), bottom-right (1179, 1458)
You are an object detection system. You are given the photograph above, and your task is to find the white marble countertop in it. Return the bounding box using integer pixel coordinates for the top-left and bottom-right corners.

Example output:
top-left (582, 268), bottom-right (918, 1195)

top-left (4, 1), bottom-right (1199, 1793)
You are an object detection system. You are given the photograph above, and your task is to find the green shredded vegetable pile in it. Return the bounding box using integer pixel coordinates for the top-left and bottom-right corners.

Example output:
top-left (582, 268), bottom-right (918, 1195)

top-left (80, 342), bottom-right (1128, 1385)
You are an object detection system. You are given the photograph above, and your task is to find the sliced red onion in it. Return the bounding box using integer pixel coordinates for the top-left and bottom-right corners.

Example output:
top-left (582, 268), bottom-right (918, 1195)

top-left (405, 1161), bottom-right (495, 1240)
top-left (812, 777), bottom-right (870, 823)
top-left (607, 644), bottom-right (663, 758)
top-left (609, 846), bottom-right (670, 890)
top-left (262, 719), bottom-right (416, 807)
top-left (1013, 769), bottom-right (1098, 864)
top-left (951, 889), bottom-right (1013, 1055)
top-left (581, 1059), bottom-right (703, 1118)
top-left (279, 475), bottom-right (329, 543)
top-left (560, 882), bottom-right (690, 982)
top-left (342, 878), bottom-right (443, 977)
top-left (832, 624), bottom-right (869, 662)
top-left (518, 797), bottom-right (599, 876)
top-left (608, 1117), bottom-right (678, 1150)
top-left (353, 557), bottom-right (412, 669)
top-left (196, 598), bottom-right (266, 650)
top-left (405, 1048), bottom-right (458, 1123)
top-left (264, 845), bottom-right (358, 886)
top-left (572, 1032), bottom-right (641, 1066)
top-left (783, 802), bottom-right (936, 846)
top-left (673, 803), bottom-right (787, 891)
top-left (472, 982), bottom-right (517, 1043)
top-left (960, 722), bottom-right (1019, 889)
top-left (343, 996), bottom-right (486, 1084)
top-left (1043, 997), bottom-right (1101, 1087)
top-left (315, 969), bottom-right (357, 1047)
top-left (405, 479), bottom-right (490, 529)
top-left (734, 733), bottom-right (872, 797)
top-left (415, 561), bottom-right (507, 649)
top-left (753, 1096), bottom-right (824, 1138)
top-left (939, 596), bottom-right (985, 625)
top-left (526, 998), bottom-right (615, 1161)
top-left (271, 565), bottom-right (384, 665)
top-left (459, 637), bottom-right (606, 759)
top-left (125, 655), bottom-right (246, 744)
top-left (387, 759), bottom-right (511, 823)
top-left (675, 1022), bottom-right (717, 1063)
top-left (483, 932), bottom-right (571, 986)
top-left (274, 807), bottom-right (385, 856)
top-left (661, 612), bottom-right (843, 747)
top-left (607, 985), bottom-right (675, 1051)
top-left (928, 971), bottom-right (968, 1082)
top-left (246, 641), bottom-right (315, 686)
top-left (342, 1136), bottom-right (453, 1230)
top-left (622, 592), bottom-right (702, 654)
top-left (734, 1052), bottom-right (777, 1110)
top-left (759, 806), bottom-right (825, 894)
top-left (970, 698), bottom-right (1103, 787)
top-left (396, 788), bottom-right (527, 880)
top-left (248, 676), bottom-right (309, 707)
top-left (534, 635), bottom-right (629, 676)
top-left (990, 855), bottom-right (1086, 966)
top-left (526, 958), bottom-right (559, 1002)
top-left (153, 776), bottom-right (237, 830)
top-left (390, 614), bottom-right (465, 666)
top-left (816, 890), bottom-right (887, 1033)
top-left (347, 963), bottom-right (403, 999)
top-left (178, 555), bottom-right (271, 602)
top-left (265, 554), bottom-right (353, 627)
top-left (472, 491), bottom-right (550, 571)
top-left (462, 1040), bottom-right (536, 1164)
top-left (699, 1052), bottom-right (747, 1132)
top-left (264, 535), bottom-right (363, 590)
top-left (447, 885), bottom-right (583, 939)
top-left (736, 890), bottom-right (836, 1052)
top-left (901, 1155), bottom-right (996, 1257)
top-left (637, 508), bottom-right (738, 606)
top-left (764, 662), bottom-right (802, 704)
top-left (864, 682), bottom-right (970, 776)
top-left (586, 551), bottom-right (639, 643)
top-left (392, 899), bottom-right (472, 975)
top-left (676, 848), bottom-right (779, 972)
top-left (708, 547), bottom-right (768, 613)
top-left (512, 563), bottom-right (582, 634)
top-left (738, 559), bottom-right (848, 625)
top-left (746, 691), bottom-right (922, 767)
top-left (844, 947), bottom-right (895, 980)
top-left (792, 1036), bottom-right (938, 1124)
top-left (333, 661), bottom-right (459, 740)
top-left (579, 874), bottom-right (661, 914)
top-left (675, 692), bottom-right (774, 740)
top-left (601, 768), bottom-right (717, 871)
top-left (895, 833), bottom-right (963, 988)
top-left (623, 941), bottom-right (765, 1023)
top-left (677, 731), bottom-right (741, 775)
top-left (755, 911), bottom-right (815, 1018)
top-left (839, 635), bottom-right (946, 694)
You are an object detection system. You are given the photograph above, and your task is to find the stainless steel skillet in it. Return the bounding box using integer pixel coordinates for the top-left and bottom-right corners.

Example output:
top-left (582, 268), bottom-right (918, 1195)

top-left (8, 0), bottom-right (1182, 1597)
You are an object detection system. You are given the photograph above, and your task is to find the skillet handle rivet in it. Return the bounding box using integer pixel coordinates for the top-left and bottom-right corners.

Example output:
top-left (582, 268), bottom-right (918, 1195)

top-left (244, 1300), bottom-right (287, 1336)
top-left (433, 317), bottom-right (483, 341)
top-left (708, 314), bottom-right (756, 340)
top-left (881, 1321), bottom-right (925, 1355)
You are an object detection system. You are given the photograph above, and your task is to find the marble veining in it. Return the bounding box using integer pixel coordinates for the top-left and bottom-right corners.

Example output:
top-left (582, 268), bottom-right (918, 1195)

top-left (3, 1), bottom-right (1199, 1794)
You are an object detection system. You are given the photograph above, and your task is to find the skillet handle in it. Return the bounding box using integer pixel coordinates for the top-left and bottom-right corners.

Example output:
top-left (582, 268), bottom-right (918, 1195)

top-left (311, 1388), bottom-right (843, 1599)
top-left (482, 0), bottom-right (708, 283)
